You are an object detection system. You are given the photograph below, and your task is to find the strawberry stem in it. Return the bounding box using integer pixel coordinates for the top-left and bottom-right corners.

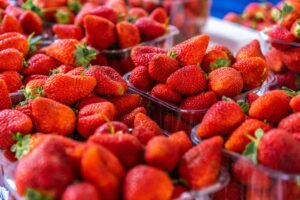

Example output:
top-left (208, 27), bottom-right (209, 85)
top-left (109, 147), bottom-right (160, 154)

top-left (74, 42), bottom-right (97, 68)
top-left (68, 0), bottom-right (82, 14)
top-left (243, 128), bottom-right (264, 164)
top-left (25, 188), bottom-right (53, 200)
top-left (22, 0), bottom-right (43, 17)
top-left (10, 132), bottom-right (31, 160)
top-left (28, 33), bottom-right (42, 54)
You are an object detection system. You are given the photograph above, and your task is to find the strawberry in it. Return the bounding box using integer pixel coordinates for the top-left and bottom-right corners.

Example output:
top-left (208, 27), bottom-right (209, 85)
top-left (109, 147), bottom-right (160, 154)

top-left (116, 21), bottom-right (141, 49)
top-left (290, 19), bottom-right (300, 39)
top-left (108, 94), bottom-right (141, 117)
top-left (179, 136), bottom-right (223, 189)
top-left (89, 132), bottom-right (143, 169)
top-left (0, 109), bottom-right (32, 149)
top-left (236, 40), bottom-right (264, 61)
top-left (149, 7), bottom-right (168, 24)
top-left (280, 47), bottom-right (300, 73)
top-left (80, 144), bottom-right (125, 200)
top-left (132, 112), bottom-right (163, 145)
top-left (196, 101), bottom-right (245, 138)
top-left (246, 92), bottom-right (259, 106)
top-left (77, 95), bottom-right (108, 110)
top-left (233, 57), bottom-right (268, 90)
top-left (129, 65), bottom-right (154, 91)
top-left (168, 34), bottom-right (209, 66)
top-left (119, 106), bottom-right (146, 128)
top-left (208, 67), bottom-right (243, 98)
top-left (19, 10), bottom-right (43, 35)
top-left (66, 67), bottom-right (86, 75)
top-left (0, 0), bottom-right (8, 9)
top-left (0, 70), bottom-right (22, 92)
top-left (50, 64), bottom-right (74, 74)
top-left (145, 135), bottom-right (180, 171)
top-left (0, 79), bottom-right (11, 110)
top-left (163, 113), bottom-right (191, 133)
top-left (90, 54), bottom-right (108, 66)
top-left (265, 47), bottom-right (285, 73)
top-left (135, 17), bottom-right (166, 41)
top-left (208, 44), bottom-right (235, 65)
top-left (128, 7), bottom-right (148, 20)
top-left (148, 54), bottom-right (179, 83)
top-left (32, 0), bottom-right (67, 8)
top-left (0, 32), bottom-right (29, 55)
top-left (131, 46), bottom-right (166, 67)
top-left (44, 73), bottom-right (97, 105)
top-left (273, 180), bottom-right (300, 200)
top-left (62, 182), bottom-right (100, 200)
top-left (168, 131), bottom-right (193, 157)
top-left (171, 185), bottom-right (188, 199)
top-left (213, 179), bottom-right (244, 200)
top-left (25, 79), bottom-right (46, 94)
top-left (32, 97), bottom-right (76, 136)
top-left (77, 102), bottom-right (116, 138)
top-left (290, 93), bottom-right (300, 112)
top-left (249, 90), bottom-right (291, 125)
top-left (277, 1), bottom-right (300, 30)
top-left (94, 121), bottom-right (129, 135)
top-left (22, 53), bottom-right (58, 75)
top-left (278, 112), bottom-right (300, 133)
top-left (225, 119), bottom-right (272, 153)
top-left (180, 91), bottom-right (217, 122)
top-left (0, 48), bottom-right (24, 72)
top-left (53, 24), bottom-right (84, 40)
top-left (1, 15), bottom-right (23, 33)
top-left (150, 84), bottom-right (182, 104)
top-left (201, 49), bottom-right (230, 72)
top-left (84, 15), bottom-right (116, 50)
top-left (55, 7), bottom-right (75, 24)
top-left (23, 74), bottom-right (48, 85)
top-left (268, 25), bottom-right (295, 50)
top-left (223, 12), bottom-right (241, 23)
top-left (124, 165), bottom-right (173, 200)
top-left (167, 65), bottom-right (207, 96)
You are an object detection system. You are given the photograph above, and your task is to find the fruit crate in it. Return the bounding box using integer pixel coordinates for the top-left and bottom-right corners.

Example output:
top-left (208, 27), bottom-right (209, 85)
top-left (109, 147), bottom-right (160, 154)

top-left (190, 127), bottom-right (300, 200)
top-left (124, 72), bottom-right (277, 134)
top-left (127, 0), bottom-right (211, 42)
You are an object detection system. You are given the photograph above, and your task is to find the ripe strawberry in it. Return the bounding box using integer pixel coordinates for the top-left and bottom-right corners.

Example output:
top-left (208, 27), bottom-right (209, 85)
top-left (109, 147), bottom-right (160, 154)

top-left (44, 74), bottom-right (97, 105)
top-left (94, 121), bottom-right (129, 135)
top-left (131, 46), bottom-right (166, 67)
top-left (180, 91), bottom-right (217, 122)
top-left (25, 79), bottom-right (46, 94)
top-left (22, 53), bottom-right (58, 75)
top-left (0, 48), bottom-right (24, 72)
top-left (265, 47), bottom-right (285, 73)
top-left (236, 40), bottom-right (264, 61)
top-left (149, 7), bottom-right (168, 24)
top-left (129, 65), bottom-right (154, 91)
top-left (55, 7), bottom-right (75, 24)
top-left (81, 144), bottom-right (125, 200)
top-left (150, 84), bottom-right (182, 104)
top-left (258, 128), bottom-right (300, 173)
top-left (19, 10), bottom-right (43, 35)
top-left (15, 138), bottom-right (76, 199)
top-left (132, 113), bottom-right (163, 145)
top-left (0, 79), bottom-right (11, 110)
top-left (208, 67), bottom-right (243, 98)
top-left (196, 101), bottom-right (245, 138)
top-left (77, 102), bottom-right (116, 138)
top-left (213, 179), bottom-right (244, 200)
top-left (77, 95), bottom-right (108, 110)
top-left (116, 21), bottom-right (141, 49)
top-left (179, 136), bottom-right (223, 189)
top-left (268, 25), bottom-right (295, 50)
top-left (66, 67), bottom-right (86, 75)
top-left (90, 53), bottom-right (108, 66)
top-left (119, 106), bottom-right (146, 128)
top-left (201, 49), bottom-right (230, 72)
top-left (86, 66), bottom-right (127, 96)
top-left (0, 70), bottom-right (22, 92)
top-left (290, 19), bottom-right (300, 39)
top-left (124, 165), bottom-right (173, 200)
top-left (32, 97), bottom-right (76, 136)
top-left (249, 90), bottom-right (291, 125)
top-left (273, 180), bottom-right (300, 200)
top-left (277, 1), bottom-right (300, 30)
top-left (246, 92), bottom-right (259, 106)
top-left (108, 94), bottom-right (141, 117)
top-left (280, 47), bottom-right (300, 73)
top-left (0, 32), bottom-right (29, 55)
top-left (145, 135), bottom-right (180, 171)
top-left (278, 112), bottom-right (300, 133)
top-left (148, 54), bottom-right (179, 83)
top-left (168, 131), bottom-right (193, 157)
top-left (1, 15), bottom-right (23, 33)
top-left (128, 7), bottom-right (148, 20)
top-left (23, 74), bottom-right (48, 85)
top-left (163, 113), bottom-right (191, 133)
top-left (225, 119), bottom-right (272, 153)
top-left (62, 182), bottom-right (100, 200)
top-left (135, 17), bottom-right (166, 41)
top-left (208, 44), bottom-right (235, 65)
top-left (32, 0), bottom-right (67, 8)
top-left (53, 24), bottom-right (84, 40)
top-left (167, 65), bottom-right (207, 96)
top-left (84, 15), bottom-right (116, 50)
top-left (171, 185), bottom-right (188, 199)
top-left (290, 93), bottom-right (300, 112)
top-left (168, 34), bottom-right (209, 66)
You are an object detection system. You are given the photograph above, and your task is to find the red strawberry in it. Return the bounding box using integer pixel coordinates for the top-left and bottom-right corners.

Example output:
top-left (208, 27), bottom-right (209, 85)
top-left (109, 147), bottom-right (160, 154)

top-left (290, 19), bottom-right (300, 39)
top-left (290, 93), bottom-right (300, 112)
top-left (201, 49), bottom-right (230, 72)
top-left (53, 24), bottom-right (84, 40)
top-left (77, 95), bottom-right (108, 110)
top-left (273, 71), bottom-right (299, 91)
top-left (135, 17), bottom-right (166, 41)
top-left (119, 106), bottom-right (146, 128)
top-left (149, 7), bottom-right (168, 24)
top-left (55, 7), bottom-right (75, 24)
top-left (66, 67), bottom-right (86, 75)
top-left (128, 7), bottom-right (148, 20)
top-left (131, 46), bottom-right (166, 67)
top-left (223, 12), bottom-right (241, 23)
top-left (167, 65), bottom-right (207, 96)
top-left (0, 48), bottom-right (24, 72)
top-left (84, 15), bottom-right (116, 50)
top-left (62, 182), bottom-right (100, 200)
top-left (208, 67), bottom-right (243, 98)
top-left (278, 112), bottom-right (300, 133)
top-left (116, 21), bottom-right (141, 49)
top-left (265, 47), bottom-right (285, 73)
top-left (168, 34), bottom-right (209, 66)
top-left (0, 32), bottom-right (29, 55)
top-left (0, 70), bottom-right (22, 92)
top-left (108, 94), bottom-right (141, 117)
top-left (236, 40), bottom-right (264, 61)
top-left (268, 25), bottom-right (295, 50)
top-left (94, 121), bottom-right (129, 135)
top-left (148, 54), bottom-right (179, 83)
top-left (246, 92), bottom-right (259, 106)
top-left (23, 75), bottom-right (48, 85)
top-left (22, 53), bottom-right (58, 75)
top-left (196, 101), bottom-right (245, 138)
top-left (129, 65), bottom-right (154, 91)
top-left (0, 79), bottom-right (11, 110)
top-left (19, 10), bottom-right (43, 35)
top-left (168, 131), bottom-right (193, 157)
top-left (249, 90), bottom-right (291, 125)
top-left (277, 1), bottom-right (300, 29)
top-left (280, 47), bottom-right (300, 73)
top-left (208, 44), bottom-right (235, 64)
top-left (150, 84), bottom-right (182, 105)
top-left (179, 136), bottom-right (223, 189)
top-left (85, 66), bottom-right (128, 96)
top-left (51, 65), bottom-right (75, 74)
top-left (213, 179), bottom-right (244, 200)
top-left (90, 54), bottom-right (108, 66)
top-left (25, 79), bottom-right (46, 94)
top-left (0, 109), bottom-right (32, 149)
top-left (171, 185), bottom-right (188, 199)
top-left (1, 15), bottom-right (23, 33)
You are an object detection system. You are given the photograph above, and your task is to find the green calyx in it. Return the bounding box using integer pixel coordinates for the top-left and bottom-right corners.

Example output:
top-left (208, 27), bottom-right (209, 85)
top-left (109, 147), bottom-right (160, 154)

top-left (28, 33), bottom-right (42, 54)
top-left (10, 132), bottom-right (31, 160)
top-left (243, 128), bottom-right (264, 164)
top-left (55, 9), bottom-right (71, 24)
top-left (74, 42), bottom-right (97, 68)
top-left (172, 178), bottom-right (189, 187)
top-left (281, 87), bottom-right (300, 97)
top-left (68, 0), bottom-right (82, 14)
top-left (222, 96), bottom-right (249, 114)
top-left (25, 188), bottom-right (53, 200)
top-left (127, 16), bottom-right (137, 23)
top-left (19, 86), bottom-right (44, 106)
top-left (274, 3), bottom-right (294, 23)
top-left (168, 51), bottom-right (177, 59)
top-left (49, 69), bottom-right (60, 75)
top-left (22, 0), bottom-right (43, 17)
top-left (210, 58), bottom-right (229, 69)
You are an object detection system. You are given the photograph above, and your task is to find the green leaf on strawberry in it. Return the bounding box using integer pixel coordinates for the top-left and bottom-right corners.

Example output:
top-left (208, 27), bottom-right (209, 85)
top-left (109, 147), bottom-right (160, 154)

top-left (25, 188), bottom-right (53, 200)
top-left (172, 178), bottom-right (189, 187)
top-left (19, 86), bottom-right (44, 106)
top-left (222, 97), bottom-right (249, 114)
top-left (28, 33), bottom-right (42, 54)
top-left (168, 51), bottom-right (177, 59)
top-left (74, 42), bottom-right (97, 68)
top-left (296, 177), bottom-right (300, 187)
top-left (281, 87), bottom-right (300, 97)
top-left (22, 0), bottom-right (43, 17)
top-left (210, 58), bottom-right (229, 69)
top-left (243, 128), bottom-right (264, 164)
top-left (10, 132), bottom-right (31, 160)
top-left (276, 3), bottom-right (294, 23)
top-left (68, 0), bottom-right (82, 14)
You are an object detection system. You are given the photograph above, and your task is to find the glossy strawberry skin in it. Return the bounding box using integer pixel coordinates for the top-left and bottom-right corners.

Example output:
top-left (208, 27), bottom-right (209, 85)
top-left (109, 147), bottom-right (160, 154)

top-left (119, 106), bottom-right (147, 128)
top-left (129, 65), bottom-right (154, 91)
top-left (1, 15), bottom-right (23, 34)
top-left (268, 25), bottom-right (295, 50)
top-left (108, 94), bottom-right (141, 117)
top-left (53, 24), bottom-right (84, 41)
top-left (278, 112), bottom-right (300, 133)
top-left (290, 94), bottom-right (300, 112)
top-left (235, 39), bottom-right (264, 61)
top-left (280, 47), bottom-right (300, 73)
top-left (131, 46), bottom-right (166, 67)
top-left (135, 17), bottom-right (166, 41)
top-left (0, 32), bottom-right (29, 55)
top-left (62, 182), bottom-right (100, 200)
top-left (22, 54), bottom-right (58, 75)
top-left (116, 21), bottom-right (141, 49)
top-left (150, 84), bottom-right (182, 105)
top-left (0, 48), bottom-right (24, 72)
top-left (0, 70), bottom-right (22, 92)
top-left (19, 10), bottom-right (43, 35)
top-left (0, 79), bottom-right (11, 111)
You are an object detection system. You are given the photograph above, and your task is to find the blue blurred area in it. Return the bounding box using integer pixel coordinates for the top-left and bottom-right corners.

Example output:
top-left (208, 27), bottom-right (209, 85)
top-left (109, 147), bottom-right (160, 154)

top-left (211, 0), bottom-right (281, 18)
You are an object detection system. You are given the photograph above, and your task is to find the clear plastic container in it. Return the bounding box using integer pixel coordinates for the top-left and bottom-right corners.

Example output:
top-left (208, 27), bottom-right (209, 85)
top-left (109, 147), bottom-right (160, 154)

top-left (124, 72), bottom-right (277, 133)
top-left (127, 0), bottom-right (211, 42)
top-left (190, 126), bottom-right (300, 200)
